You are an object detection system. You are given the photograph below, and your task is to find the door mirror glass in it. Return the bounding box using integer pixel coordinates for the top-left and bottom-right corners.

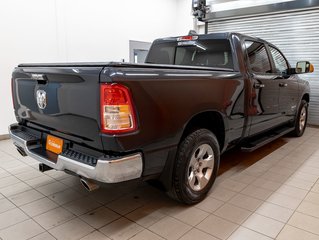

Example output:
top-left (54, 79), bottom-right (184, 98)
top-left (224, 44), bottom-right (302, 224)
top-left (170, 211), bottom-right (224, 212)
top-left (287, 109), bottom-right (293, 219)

top-left (296, 61), bottom-right (314, 74)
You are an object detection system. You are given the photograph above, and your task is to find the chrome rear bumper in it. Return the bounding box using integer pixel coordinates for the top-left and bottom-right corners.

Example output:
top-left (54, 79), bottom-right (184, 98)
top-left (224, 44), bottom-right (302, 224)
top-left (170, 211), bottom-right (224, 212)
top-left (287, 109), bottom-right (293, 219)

top-left (9, 125), bottom-right (143, 183)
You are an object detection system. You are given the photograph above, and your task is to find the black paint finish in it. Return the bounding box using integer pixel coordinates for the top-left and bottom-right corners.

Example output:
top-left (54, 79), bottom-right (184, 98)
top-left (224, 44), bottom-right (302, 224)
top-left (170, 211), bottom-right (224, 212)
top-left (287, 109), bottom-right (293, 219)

top-left (11, 32), bottom-right (310, 178)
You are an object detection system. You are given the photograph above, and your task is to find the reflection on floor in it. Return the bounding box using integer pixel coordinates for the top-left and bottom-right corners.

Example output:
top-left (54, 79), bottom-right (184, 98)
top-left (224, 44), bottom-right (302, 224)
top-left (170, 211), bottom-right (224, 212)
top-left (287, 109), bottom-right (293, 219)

top-left (0, 128), bottom-right (319, 239)
top-left (218, 137), bottom-right (287, 178)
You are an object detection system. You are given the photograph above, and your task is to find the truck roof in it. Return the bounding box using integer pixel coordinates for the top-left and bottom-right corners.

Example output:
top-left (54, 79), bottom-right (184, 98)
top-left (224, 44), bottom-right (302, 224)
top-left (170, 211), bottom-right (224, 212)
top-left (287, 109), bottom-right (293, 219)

top-left (155, 32), bottom-right (268, 45)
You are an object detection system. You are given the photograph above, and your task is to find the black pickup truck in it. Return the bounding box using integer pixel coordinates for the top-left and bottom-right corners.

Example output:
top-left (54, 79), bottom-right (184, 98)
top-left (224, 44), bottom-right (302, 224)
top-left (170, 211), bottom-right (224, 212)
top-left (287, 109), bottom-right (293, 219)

top-left (10, 32), bottom-right (313, 204)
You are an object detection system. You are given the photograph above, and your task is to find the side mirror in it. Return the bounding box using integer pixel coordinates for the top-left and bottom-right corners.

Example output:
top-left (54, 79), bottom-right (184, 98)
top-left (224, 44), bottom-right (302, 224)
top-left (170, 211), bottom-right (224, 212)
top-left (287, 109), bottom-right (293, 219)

top-left (296, 61), bottom-right (314, 74)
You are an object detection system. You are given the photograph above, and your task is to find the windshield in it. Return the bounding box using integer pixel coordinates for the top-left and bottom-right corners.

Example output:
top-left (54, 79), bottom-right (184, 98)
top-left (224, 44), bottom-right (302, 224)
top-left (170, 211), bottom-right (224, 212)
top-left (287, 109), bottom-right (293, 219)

top-left (145, 39), bottom-right (233, 69)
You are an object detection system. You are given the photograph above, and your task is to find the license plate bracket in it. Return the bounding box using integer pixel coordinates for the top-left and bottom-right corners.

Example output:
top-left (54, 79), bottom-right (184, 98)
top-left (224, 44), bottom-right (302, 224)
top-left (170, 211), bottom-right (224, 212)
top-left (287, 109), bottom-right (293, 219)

top-left (46, 135), bottom-right (63, 154)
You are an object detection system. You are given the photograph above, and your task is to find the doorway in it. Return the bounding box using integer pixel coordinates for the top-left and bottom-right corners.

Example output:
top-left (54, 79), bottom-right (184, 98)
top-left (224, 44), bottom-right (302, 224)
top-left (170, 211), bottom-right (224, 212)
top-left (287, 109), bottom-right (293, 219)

top-left (129, 40), bottom-right (152, 63)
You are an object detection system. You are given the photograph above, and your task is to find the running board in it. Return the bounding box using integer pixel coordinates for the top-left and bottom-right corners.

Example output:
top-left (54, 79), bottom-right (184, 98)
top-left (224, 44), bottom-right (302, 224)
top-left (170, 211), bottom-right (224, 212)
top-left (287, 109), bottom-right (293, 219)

top-left (241, 126), bottom-right (294, 152)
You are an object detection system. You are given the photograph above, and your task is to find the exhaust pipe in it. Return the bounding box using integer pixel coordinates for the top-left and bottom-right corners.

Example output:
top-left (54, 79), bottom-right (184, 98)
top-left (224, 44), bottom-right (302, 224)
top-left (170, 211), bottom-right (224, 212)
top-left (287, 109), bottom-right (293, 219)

top-left (14, 144), bottom-right (27, 157)
top-left (39, 163), bottom-right (52, 172)
top-left (80, 178), bottom-right (100, 192)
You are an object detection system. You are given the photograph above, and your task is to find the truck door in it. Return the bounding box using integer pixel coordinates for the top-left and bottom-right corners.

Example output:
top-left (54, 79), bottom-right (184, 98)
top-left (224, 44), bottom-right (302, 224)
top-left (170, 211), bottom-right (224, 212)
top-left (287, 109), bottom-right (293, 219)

top-left (268, 46), bottom-right (299, 123)
top-left (245, 41), bottom-right (281, 136)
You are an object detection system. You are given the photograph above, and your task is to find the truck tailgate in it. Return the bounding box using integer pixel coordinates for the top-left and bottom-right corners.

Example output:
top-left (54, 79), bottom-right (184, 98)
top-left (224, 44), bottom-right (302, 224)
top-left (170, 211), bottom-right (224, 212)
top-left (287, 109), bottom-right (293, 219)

top-left (12, 66), bottom-right (103, 150)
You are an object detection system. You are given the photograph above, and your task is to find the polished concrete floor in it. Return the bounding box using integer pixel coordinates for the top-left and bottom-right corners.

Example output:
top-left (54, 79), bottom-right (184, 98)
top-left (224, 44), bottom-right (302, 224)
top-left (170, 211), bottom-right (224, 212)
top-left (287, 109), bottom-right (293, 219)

top-left (0, 128), bottom-right (319, 239)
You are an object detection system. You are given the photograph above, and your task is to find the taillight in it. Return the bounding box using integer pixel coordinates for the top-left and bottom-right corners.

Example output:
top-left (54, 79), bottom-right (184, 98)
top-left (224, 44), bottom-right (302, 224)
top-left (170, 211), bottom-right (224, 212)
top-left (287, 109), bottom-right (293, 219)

top-left (100, 83), bottom-right (137, 134)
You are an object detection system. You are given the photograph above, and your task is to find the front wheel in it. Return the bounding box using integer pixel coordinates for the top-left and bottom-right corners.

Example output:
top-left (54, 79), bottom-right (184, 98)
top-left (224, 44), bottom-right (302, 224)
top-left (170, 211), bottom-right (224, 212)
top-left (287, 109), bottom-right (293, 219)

top-left (168, 129), bottom-right (220, 204)
top-left (291, 100), bottom-right (308, 137)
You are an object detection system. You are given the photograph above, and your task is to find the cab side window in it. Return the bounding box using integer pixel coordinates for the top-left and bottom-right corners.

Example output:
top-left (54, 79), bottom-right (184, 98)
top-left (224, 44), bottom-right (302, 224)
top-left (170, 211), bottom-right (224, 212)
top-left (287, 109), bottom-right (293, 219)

top-left (245, 41), bottom-right (271, 74)
top-left (269, 46), bottom-right (289, 74)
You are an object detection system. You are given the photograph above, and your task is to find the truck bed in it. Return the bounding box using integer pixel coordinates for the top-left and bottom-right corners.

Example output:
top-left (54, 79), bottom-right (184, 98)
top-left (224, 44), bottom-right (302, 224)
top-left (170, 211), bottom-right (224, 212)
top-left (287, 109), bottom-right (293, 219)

top-left (18, 62), bottom-right (233, 72)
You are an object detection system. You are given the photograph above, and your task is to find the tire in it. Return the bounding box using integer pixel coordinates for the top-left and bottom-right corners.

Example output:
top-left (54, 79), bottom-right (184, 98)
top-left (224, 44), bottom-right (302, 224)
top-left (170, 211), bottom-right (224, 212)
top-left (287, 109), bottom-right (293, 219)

top-left (168, 129), bottom-right (220, 204)
top-left (291, 100), bottom-right (308, 137)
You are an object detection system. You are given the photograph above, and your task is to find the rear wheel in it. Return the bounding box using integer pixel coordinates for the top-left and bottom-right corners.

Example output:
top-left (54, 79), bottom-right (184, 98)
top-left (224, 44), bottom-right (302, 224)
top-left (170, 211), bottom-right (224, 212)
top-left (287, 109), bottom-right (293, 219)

top-left (168, 129), bottom-right (220, 204)
top-left (291, 100), bottom-right (308, 137)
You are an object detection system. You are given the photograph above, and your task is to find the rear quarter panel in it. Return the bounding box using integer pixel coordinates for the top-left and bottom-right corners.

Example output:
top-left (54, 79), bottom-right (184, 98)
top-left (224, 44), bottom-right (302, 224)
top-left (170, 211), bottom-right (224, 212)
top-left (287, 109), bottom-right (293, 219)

top-left (100, 67), bottom-right (245, 175)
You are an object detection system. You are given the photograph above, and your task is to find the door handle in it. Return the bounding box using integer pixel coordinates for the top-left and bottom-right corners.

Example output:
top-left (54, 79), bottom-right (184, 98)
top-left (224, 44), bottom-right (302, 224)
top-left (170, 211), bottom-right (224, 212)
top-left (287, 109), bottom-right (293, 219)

top-left (279, 83), bottom-right (288, 87)
top-left (254, 83), bottom-right (265, 89)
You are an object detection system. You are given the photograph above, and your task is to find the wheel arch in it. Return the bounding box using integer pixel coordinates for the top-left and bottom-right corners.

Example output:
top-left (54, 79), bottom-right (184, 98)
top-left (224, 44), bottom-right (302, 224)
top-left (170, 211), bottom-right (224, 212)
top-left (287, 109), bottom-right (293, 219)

top-left (158, 110), bottom-right (226, 192)
top-left (180, 111), bottom-right (226, 151)
top-left (302, 93), bottom-right (310, 103)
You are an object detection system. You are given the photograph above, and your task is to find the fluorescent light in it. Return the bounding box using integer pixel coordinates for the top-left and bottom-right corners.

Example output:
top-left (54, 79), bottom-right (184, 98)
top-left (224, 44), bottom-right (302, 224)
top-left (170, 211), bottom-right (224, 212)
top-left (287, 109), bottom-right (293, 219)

top-left (208, 0), bottom-right (296, 12)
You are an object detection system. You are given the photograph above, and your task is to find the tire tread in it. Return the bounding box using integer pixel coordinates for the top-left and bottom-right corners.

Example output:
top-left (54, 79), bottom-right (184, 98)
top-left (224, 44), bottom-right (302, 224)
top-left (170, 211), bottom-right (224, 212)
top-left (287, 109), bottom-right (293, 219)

top-left (168, 129), bottom-right (219, 204)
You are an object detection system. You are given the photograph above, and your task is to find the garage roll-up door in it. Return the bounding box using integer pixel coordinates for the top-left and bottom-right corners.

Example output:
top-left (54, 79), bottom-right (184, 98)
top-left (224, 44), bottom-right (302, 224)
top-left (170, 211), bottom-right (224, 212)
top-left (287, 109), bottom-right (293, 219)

top-left (208, 8), bottom-right (319, 125)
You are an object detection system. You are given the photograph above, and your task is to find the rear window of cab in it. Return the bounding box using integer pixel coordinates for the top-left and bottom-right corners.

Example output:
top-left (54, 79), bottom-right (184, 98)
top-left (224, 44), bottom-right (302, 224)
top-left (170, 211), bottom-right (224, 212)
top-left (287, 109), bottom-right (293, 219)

top-left (145, 39), bottom-right (233, 70)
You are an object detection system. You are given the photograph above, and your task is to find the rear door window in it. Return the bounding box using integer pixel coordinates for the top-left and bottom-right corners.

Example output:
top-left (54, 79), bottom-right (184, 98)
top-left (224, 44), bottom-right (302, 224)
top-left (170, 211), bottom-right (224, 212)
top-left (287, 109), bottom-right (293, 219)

top-left (245, 41), bottom-right (271, 74)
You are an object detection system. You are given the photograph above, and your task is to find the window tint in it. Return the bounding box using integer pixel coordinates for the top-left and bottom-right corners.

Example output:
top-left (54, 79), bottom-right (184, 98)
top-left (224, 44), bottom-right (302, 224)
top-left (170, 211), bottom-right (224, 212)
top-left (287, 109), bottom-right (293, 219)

top-left (175, 40), bottom-right (233, 69)
top-left (245, 41), bottom-right (271, 74)
top-left (146, 39), bottom-right (233, 69)
top-left (146, 44), bottom-right (175, 64)
top-left (269, 46), bottom-right (288, 74)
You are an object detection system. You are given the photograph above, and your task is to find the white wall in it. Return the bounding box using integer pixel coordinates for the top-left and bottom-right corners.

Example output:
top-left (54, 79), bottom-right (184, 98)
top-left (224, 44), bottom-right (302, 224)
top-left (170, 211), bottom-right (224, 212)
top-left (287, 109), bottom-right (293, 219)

top-left (0, 0), bottom-right (195, 135)
top-left (0, 0), bottom-right (60, 135)
top-left (176, 0), bottom-right (206, 35)
top-left (176, 0), bottom-right (194, 35)
top-left (58, 0), bottom-right (179, 62)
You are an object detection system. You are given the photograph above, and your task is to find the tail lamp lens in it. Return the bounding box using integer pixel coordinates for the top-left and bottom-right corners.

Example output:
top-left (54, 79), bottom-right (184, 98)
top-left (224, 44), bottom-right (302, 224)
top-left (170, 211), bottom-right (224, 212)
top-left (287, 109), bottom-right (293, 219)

top-left (100, 83), bottom-right (137, 134)
top-left (177, 35), bottom-right (198, 41)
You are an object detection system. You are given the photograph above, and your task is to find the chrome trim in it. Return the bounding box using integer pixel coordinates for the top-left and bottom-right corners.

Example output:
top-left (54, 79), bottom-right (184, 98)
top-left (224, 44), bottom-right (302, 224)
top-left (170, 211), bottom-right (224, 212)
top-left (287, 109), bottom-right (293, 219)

top-left (9, 126), bottom-right (143, 183)
top-left (80, 178), bottom-right (100, 191)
